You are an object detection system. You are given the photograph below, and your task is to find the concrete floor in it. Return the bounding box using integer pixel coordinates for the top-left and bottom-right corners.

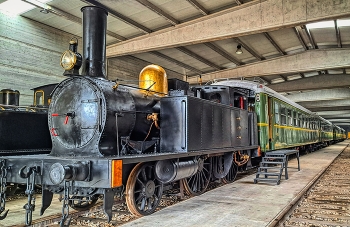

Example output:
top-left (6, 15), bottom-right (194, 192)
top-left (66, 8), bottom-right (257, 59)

top-left (0, 194), bottom-right (63, 227)
top-left (122, 141), bottom-right (349, 227)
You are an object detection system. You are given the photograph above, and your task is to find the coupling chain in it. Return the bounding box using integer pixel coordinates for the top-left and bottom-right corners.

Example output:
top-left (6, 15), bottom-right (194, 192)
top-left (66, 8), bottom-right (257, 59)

top-left (0, 160), bottom-right (8, 218)
top-left (60, 180), bottom-right (71, 227)
top-left (23, 167), bottom-right (38, 226)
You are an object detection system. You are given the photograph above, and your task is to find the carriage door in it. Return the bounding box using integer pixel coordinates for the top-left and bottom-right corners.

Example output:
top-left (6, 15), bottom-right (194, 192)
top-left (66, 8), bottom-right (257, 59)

top-left (268, 97), bottom-right (273, 150)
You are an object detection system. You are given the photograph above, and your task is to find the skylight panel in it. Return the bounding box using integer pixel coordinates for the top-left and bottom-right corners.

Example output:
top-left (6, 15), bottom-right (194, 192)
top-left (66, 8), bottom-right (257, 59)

top-left (306, 21), bottom-right (335, 29)
top-left (337, 19), bottom-right (350, 27)
top-left (0, 0), bottom-right (51, 16)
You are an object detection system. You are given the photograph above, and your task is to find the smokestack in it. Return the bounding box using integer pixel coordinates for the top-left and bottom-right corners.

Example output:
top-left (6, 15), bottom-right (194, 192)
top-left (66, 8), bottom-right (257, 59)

top-left (81, 6), bottom-right (108, 78)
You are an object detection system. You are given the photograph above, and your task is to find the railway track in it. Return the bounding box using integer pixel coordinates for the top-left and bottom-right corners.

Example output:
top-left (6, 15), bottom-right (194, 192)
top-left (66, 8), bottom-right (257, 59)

top-left (6, 168), bottom-right (256, 226)
top-left (270, 145), bottom-right (350, 227)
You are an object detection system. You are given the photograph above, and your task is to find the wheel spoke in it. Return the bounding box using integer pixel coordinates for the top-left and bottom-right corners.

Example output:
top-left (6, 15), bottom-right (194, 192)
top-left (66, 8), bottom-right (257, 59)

top-left (140, 197), bottom-right (146, 211)
top-left (147, 198), bottom-right (152, 210)
top-left (135, 193), bottom-right (144, 203)
top-left (141, 168), bottom-right (148, 182)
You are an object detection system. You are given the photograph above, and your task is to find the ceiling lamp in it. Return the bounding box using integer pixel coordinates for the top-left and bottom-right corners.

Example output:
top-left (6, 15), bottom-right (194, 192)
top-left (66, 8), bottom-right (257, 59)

top-left (40, 8), bottom-right (49, 14)
top-left (236, 44), bottom-right (243, 54)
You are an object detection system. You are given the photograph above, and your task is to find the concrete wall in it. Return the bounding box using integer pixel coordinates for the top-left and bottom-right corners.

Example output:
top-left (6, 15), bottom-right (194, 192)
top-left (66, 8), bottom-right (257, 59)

top-left (0, 12), bottom-right (75, 105)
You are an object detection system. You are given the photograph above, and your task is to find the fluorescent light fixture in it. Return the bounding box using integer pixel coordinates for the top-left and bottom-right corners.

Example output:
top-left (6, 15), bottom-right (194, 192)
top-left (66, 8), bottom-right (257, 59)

top-left (0, 0), bottom-right (51, 16)
top-left (306, 21), bottom-right (334, 29)
top-left (337, 19), bottom-right (350, 27)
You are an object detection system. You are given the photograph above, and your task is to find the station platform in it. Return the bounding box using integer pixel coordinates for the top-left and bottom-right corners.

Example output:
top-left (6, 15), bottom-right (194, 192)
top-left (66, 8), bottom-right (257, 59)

top-left (122, 141), bottom-right (349, 227)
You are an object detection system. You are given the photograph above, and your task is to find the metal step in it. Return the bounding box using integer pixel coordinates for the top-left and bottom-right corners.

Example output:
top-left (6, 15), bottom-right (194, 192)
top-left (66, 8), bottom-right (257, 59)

top-left (258, 166), bottom-right (281, 170)
top-left (260, 161), bottom-right (285, 165)
top-left (261, 157), bottom-right (286, 162)
top-left (256, 172), bottom-right (281, 176)
top-left (254, 178), bottom-right (280, 185)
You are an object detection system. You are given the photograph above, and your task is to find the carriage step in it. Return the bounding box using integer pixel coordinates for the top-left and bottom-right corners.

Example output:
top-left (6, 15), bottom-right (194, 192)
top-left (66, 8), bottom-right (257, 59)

top-left (262, 157), bottom-right (285, 161)
top-left (256, 172), bottom-right (281, 176)
top-left (260, 161), bottom-right (284, 165)
top-left (258, 166), bottom-right (281, 170)
top-left (254, 178), bottom-right (280, 185)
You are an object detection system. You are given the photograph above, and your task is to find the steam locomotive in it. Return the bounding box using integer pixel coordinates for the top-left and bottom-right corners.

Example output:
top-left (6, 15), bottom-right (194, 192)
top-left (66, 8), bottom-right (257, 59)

top-left (0, 6), bottom-right (344, 226)
top-left (0, 84), bottom-right (56, 154)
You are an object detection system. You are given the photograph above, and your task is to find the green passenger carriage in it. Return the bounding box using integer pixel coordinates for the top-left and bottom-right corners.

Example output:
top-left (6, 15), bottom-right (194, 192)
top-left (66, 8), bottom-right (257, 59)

top-left (213, 80), bottom-right (345, 155)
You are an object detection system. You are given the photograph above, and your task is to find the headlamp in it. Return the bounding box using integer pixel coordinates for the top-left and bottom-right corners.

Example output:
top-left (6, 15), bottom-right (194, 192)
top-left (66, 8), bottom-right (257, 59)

top-left (60, 50), bottom-right (77, 70)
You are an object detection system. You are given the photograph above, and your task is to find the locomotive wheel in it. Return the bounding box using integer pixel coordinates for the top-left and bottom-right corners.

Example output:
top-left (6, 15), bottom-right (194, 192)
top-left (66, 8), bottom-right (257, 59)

top-left (222, 162), bottom-right (238, 183)
top-left (182, 157), bottom-right (212, 196)
top-left (126, 162), bottom-right (163, 217)
top-left (69, 195), bottom-right (99, 211)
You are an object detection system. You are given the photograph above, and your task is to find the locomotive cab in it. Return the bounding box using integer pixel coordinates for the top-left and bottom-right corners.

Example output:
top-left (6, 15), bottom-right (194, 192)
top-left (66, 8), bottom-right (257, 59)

top-left (191, 85), bottom-right (249, 109)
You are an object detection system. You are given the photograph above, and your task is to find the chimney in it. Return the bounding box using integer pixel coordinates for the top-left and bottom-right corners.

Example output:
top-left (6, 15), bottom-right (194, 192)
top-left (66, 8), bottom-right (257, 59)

top-left (81, 6), bottom-right (108, 78)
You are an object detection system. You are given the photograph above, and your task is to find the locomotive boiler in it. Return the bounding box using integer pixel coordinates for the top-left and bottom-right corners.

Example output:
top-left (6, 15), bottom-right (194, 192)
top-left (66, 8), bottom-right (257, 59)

top-left (0, 6), bottom-right (257, 226)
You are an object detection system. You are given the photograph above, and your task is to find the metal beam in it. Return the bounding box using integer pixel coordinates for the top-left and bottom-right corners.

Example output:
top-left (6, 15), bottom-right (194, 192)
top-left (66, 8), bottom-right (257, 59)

top-left (186, 0), bottom-right (209, 15)
top-left (259, 76), bottom-right (271, 84)
top-left (150, 51), bottom-right (203, 74)
top-left (204, 42), bottom-right (242, 66)
top-left (233, 38), bottom-right (263, 60)
top-left (309, 106), bottom-right (350, 112)
top-left (263, 32), bottom-right (285, 55)
top-left (186, 48), bottom-right (350, 84)
top-left (301, 25), bottom-right (317, 49)
top-left (23, 0), bottom-right (127, 41)
top-left (316, 110), bottom-right (350, 116)
top-left (293, 27), bottom-right (308, 51)
top-left (235, 0), bottom-right (243, 5)
top-left (107, 0), bottom-right (350, 57)
top-left (136, 0), bottom-right (179, 25)
top-left (335, 20), bottom-right (342, 48)
top-left (323, 116), bottom-right (350, 120)
top-left (298, 99), bottom-right (350, 109)
top-left (279, 75), bottom-right (287, 81)
top-left (176, 47), bottom-right (223, 70)
top-left (268, 74), bottom-right (350, 92)
top-left (285, 88), bottom-right (350, 102)
top-left (81, 0), bottom-right (152, 34)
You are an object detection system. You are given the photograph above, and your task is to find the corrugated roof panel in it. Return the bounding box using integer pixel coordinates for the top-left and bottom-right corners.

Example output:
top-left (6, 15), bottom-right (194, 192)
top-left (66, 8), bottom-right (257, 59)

top-left (309, 27), bottom-right (337, 47)
top-left (184, 43), bottom-right (232, 69)
top-left (268, 28), bottom-right (301, 53)
top-left (101, 0), bottom-right (169, 32)
top-left (214, 39), bottom-right (257, 64)
top-left (339, 26), bottom-right (350, 46)
top-left (196, 0), bottom-right (238, 12)
top-left (148, 0), bottom-right (202, 22)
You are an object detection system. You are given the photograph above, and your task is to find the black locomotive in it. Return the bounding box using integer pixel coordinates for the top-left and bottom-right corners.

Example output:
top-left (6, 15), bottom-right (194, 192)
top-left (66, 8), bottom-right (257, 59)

top-left (0, 84), bottom-right (56, 154)
top-left (0, 6), bottom-right (343, 227)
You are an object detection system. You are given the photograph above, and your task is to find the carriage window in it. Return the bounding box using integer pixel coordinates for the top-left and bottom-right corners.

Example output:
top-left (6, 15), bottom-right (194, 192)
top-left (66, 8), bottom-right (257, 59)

top-left (293, 111), bottom-right (298, 126)
top-left (280, 105), bottom-right (286, 125)
top-left (305, 117), bottom-right (309, 128)
top-left (274, 102), bottom-right (279, 124)
top-left (287, 109), bottom-right (292, 126)
top-left (297, 113), bottom-right (301, 127)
